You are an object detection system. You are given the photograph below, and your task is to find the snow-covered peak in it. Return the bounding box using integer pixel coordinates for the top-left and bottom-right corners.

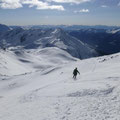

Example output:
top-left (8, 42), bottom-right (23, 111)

top-left (51, 28), bottom-right (60, 34)
top-left (107, 29), bottom-right (120, 34)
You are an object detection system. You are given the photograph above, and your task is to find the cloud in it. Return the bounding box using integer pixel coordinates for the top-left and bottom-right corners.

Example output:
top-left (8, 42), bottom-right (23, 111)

top-left (74, 9), bottom-right (89, 13)
top-left (0, 0), bottom-right (92, 10)
top-left (0, 0), bottom-right (65, 10)
top-left (47, 0), bottom-right (91, 4)
top-left (22, 0), bottom-right (65, 10)
top-left (101, 5), bottom-right (108, 8)
top-left (118, 2), bottom-right (120, 6)
top-left (0, 0), bottom-right (22, 9)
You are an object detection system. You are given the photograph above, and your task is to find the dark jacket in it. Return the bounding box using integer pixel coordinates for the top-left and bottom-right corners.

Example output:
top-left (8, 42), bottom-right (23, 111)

top-left (73, 68), bottom-right (80, 76)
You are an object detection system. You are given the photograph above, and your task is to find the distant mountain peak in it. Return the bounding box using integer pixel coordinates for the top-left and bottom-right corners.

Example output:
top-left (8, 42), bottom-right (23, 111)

top-left (0, 24), bottom-right (10, 32)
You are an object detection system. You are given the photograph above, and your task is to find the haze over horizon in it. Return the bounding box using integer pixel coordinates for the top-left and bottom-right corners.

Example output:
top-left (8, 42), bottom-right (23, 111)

top-left (0, 0), bottom-right (120, 26)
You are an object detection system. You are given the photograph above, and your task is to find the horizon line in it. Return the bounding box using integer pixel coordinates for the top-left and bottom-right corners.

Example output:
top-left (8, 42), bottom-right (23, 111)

top-left (1, 23), bottom-right (120, 27)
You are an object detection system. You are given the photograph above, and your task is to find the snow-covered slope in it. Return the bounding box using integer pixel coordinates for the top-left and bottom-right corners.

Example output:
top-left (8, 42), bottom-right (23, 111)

top-left (0, 51), bottom-right (120, 120)
top-left (0, 28), bottom-right (98, 59)
top-left (0, 47), bottom-right (77, 76)
top-left (0, 25), bottom-right (120, 119)
top-left (0, 50), bottom-right (33, 76)
top-left (107, 29), bottom-right (120, 34)
top-left (30, 28), bottom-right (98, 59)
top-left (69, 28), bottom-right (120, 55)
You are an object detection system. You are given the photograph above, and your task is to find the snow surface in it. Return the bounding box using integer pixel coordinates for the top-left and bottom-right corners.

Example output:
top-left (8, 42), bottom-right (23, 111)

top-left (0, 48), bottom-right (120, 120)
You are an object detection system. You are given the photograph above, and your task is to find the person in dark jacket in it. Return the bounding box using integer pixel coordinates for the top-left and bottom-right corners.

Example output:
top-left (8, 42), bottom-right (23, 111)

top-left (73, 67), bottom-right (80, 79)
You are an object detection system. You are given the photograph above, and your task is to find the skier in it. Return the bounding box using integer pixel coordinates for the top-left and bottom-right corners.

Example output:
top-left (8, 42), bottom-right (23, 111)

top-left (73, 67), bottom-right (80, 79)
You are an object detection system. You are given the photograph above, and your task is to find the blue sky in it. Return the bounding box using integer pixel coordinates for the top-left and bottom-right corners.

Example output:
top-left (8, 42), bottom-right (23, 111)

top-left (0, 0), bottom-right (120, 26)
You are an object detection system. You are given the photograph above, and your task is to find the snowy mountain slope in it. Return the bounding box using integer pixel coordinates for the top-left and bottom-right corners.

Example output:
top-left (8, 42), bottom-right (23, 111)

top-left (107, 29), bottom-right (120, 34)
top-left (0, 52), bottom-right (120, 120)
top-left (69, 28), bottom-right (120, 55)
top-left (0, 50), bottom-right (33, 76)
top-left (33, 28), bottom-right (98, 59)
top-left (0, 28), bottom-right (98, 59)
top-left (0, 47), bottom-right (77, 76)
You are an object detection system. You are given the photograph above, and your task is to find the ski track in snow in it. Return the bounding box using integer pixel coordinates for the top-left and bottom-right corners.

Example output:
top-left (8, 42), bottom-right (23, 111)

top-left (0, 51), bottom-right (120, 120)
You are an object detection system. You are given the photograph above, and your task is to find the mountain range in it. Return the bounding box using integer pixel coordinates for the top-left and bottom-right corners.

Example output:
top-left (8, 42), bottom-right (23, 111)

top-left (0, 24), bottom-right (98, 59)
top-left (69, 28), bottom-right (120, 55)
top-left (0, 24), bottom-right (120, 58)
